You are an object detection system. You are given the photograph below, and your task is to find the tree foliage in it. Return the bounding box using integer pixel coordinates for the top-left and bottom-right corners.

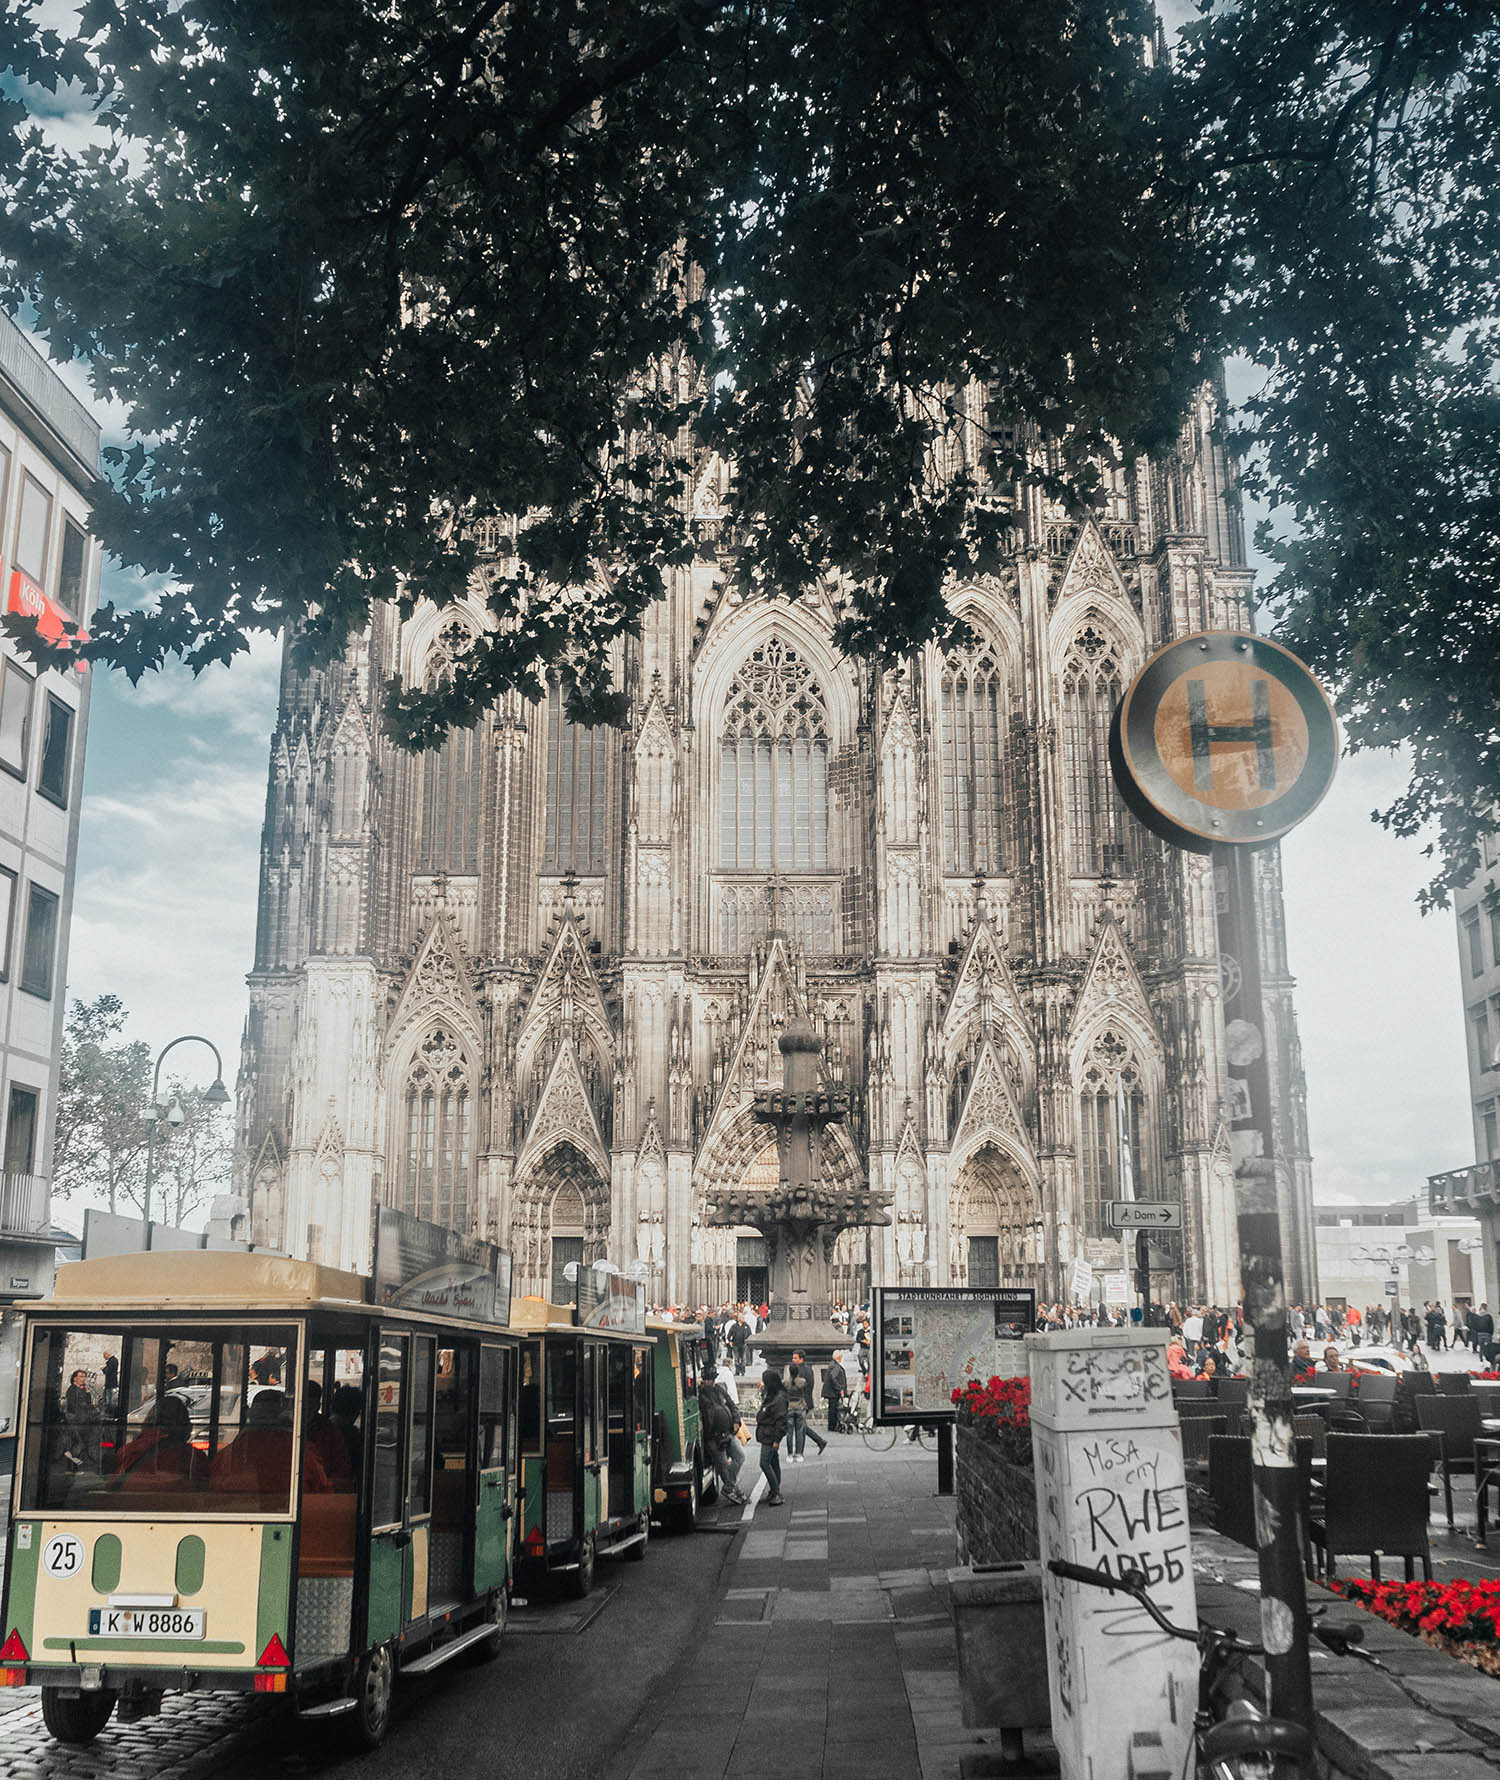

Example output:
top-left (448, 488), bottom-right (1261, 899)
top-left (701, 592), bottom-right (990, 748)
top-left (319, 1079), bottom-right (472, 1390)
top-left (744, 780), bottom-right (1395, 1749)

top-left (1, 1), bottom-right (1499, 898)
top-left (54, 993), bottom-right (150, 1210)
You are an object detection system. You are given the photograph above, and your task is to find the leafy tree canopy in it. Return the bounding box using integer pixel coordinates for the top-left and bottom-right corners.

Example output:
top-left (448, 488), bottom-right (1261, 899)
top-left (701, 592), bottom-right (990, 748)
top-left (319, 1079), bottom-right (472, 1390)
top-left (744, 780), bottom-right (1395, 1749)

top-left (1, 0), bottom-right (1497, 900)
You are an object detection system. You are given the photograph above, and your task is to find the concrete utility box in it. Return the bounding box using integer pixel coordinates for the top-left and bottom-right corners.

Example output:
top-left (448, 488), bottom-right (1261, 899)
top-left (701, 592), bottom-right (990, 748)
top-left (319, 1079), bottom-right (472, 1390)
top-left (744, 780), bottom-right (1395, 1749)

top-left (1028, 1329), bottom-right (1197, 1780)
top-left (950, 1561), bottom-right (1051, 1733)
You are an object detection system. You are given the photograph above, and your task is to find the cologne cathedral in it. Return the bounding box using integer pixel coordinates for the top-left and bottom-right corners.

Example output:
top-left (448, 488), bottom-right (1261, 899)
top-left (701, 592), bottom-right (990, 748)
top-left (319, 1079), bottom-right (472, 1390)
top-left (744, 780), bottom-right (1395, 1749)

top-left (234, 385), bottom-right (1317, 1309)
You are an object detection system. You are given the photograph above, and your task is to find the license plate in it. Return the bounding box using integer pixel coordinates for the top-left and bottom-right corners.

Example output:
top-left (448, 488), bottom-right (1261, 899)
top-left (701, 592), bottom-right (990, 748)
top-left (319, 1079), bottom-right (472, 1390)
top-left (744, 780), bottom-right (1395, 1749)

top-left (88, 1607), bottom-right (205, 1639)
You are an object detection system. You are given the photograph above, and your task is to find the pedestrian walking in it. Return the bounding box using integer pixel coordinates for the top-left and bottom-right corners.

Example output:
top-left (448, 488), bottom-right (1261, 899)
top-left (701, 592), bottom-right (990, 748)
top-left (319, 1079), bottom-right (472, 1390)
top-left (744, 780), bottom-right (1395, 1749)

top-left (698, 1368), bottom-right (747, 1504)
top-left (785, 1352), bottom-right (826, 1460)
top-left (730, 1313), bottom-right (749, 1377)
top-left (822, 1350), bottom-right (849, 1432)
top-left (756, 1368), bottom-right (788, 1505)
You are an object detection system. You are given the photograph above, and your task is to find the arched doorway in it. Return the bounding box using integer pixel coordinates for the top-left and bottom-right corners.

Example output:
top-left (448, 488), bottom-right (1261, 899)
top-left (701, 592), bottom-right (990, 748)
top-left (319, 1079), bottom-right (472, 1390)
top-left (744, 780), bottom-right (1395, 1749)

top-left (513, 1140), bottom-right (609, 1300)
top-left (951, 1145), bottom-right (1042, 1291)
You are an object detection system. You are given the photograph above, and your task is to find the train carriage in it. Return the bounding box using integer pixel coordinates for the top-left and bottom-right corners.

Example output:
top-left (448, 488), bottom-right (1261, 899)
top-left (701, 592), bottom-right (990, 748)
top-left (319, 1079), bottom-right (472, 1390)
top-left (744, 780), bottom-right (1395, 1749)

top-left (0, 1218), bottom-right (518, 1751)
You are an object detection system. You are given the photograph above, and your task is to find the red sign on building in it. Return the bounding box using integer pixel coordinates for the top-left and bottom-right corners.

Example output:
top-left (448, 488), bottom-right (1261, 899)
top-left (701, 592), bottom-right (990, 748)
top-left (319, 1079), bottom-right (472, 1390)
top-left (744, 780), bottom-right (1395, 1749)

top-left (6, 568), bottom-right (87, 668)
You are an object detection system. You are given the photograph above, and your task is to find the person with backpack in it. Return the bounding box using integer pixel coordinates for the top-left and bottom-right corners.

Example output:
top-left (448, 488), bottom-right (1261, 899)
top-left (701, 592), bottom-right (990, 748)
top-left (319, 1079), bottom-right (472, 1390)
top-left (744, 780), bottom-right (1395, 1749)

top-left (698, 1368), bottom-right (747, 1505)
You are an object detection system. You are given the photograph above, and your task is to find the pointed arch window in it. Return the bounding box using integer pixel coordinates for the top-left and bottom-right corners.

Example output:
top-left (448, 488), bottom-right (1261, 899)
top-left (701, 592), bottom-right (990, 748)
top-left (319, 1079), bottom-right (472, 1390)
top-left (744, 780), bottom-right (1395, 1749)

top-left (718, 637), bottom-right (830, 871)
top-left (1063, 625), bottom-right (1129, 876)
top-left (1078, 1029), bottom-right (1149, 1240)
top-left (399, 1026), bottom-right (472, 1232)
top-left (418, 620), bottom-right (481, 874)
top-left (543, 678), bottom-right (608, 874)
top-left (939, 641), bottom-right (1011, 875)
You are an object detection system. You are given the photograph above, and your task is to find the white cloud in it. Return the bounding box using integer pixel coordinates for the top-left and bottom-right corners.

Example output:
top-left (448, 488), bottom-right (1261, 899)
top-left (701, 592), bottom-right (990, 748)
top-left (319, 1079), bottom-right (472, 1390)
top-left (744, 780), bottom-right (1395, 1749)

top-left (121, 633), bottom-right (283, 739)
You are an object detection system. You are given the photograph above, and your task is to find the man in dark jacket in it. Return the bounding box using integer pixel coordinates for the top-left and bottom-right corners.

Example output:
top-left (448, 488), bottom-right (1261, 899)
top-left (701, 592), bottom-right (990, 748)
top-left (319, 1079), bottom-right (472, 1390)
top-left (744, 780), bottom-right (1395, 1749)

top-left (730, 1314), bottom-right (750, 1376)
top-left (822, 1352), bottom-right (849, 1432)
top-left (1473, 1302), bottom-right (1497, 1367)
top-left (785, 1353), bottom-right (827, 1460)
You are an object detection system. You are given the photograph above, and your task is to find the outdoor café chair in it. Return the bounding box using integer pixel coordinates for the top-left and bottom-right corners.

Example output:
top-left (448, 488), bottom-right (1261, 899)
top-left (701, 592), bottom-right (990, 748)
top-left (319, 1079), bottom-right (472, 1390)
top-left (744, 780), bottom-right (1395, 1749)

top-left (1351, 1373), bottom-right (1399, 1431)
top-left (1180, 1414), bottom-right (1226, 1475)
top-left (1209, 1434), bottom-right (1315, 1573)
top-left (1172, 1378), bottom-right (1212, 1400)
top-left (1438, 1372), bottom-right (1473, 1396)
top-left (1415, 1395), bottom-right (1500, 1528)
top-left (1309, 1433), bottom-right (1433, 1582)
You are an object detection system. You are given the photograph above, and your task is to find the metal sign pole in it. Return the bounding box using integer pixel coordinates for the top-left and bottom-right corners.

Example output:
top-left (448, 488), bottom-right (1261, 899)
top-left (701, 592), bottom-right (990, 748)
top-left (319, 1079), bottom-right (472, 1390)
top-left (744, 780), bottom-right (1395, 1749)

top-left (1214, 840), bottom-right (1313, 1732)
top-left (1108, 629), bottom-right (1339, 1742)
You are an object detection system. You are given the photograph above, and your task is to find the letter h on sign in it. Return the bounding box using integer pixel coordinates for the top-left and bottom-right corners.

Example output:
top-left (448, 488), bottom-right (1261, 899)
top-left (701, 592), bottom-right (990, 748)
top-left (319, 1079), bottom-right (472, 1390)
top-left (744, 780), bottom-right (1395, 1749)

top-left (1186, 677), bottom-right (1275, 793)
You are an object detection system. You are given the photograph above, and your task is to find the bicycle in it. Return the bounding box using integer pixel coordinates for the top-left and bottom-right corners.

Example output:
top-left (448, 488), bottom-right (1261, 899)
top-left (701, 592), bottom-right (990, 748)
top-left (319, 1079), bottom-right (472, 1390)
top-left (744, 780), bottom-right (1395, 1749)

top-left (849, 1398), bottom-right (938, 1451)
top-left (1047, 1558), bottom-right (1317, 1778)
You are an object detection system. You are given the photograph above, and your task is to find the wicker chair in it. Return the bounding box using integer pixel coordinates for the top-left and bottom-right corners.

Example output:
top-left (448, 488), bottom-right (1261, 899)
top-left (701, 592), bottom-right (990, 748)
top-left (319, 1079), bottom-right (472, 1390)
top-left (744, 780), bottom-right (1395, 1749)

top-left (1438, 1372), bottom-right (1473, 1395)
top-left (1309, 1433), bottom-right (1433, 1581)
top-left (1180, 1414), bottom-right (1227, 1475)
top-left (1415, 1395), bottom-right (1500, 1527)
top-left (1351, 1373), bottom-right (1399, 1432)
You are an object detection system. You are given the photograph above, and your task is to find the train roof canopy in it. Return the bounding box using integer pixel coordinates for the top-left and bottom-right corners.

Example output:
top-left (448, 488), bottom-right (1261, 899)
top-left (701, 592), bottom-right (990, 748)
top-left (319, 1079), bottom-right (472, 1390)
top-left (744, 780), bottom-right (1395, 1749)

top-left (47, 1249), bottom-right (368, 1311)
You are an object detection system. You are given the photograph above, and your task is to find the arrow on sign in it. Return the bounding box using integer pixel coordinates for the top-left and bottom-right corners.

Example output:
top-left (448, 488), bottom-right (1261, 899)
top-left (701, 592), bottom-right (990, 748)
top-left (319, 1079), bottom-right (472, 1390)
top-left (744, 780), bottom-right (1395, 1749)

top-left (1108, 1201), bottom-right (1183, 1230)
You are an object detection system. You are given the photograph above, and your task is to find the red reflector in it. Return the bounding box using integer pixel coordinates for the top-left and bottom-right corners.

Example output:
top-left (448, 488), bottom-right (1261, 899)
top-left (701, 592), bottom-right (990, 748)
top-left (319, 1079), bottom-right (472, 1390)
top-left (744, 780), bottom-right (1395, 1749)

top-left (0, 1631), bottom-right (27, 1665)
top-left (256, 1634), bottom-right (290, 1668)
top-left (0, 1668), bottom-right (25, 1687)
top-left (524, 1526), bottom-right (545, 1554)
top-left (254, 1672), bottom-right (287, 1693)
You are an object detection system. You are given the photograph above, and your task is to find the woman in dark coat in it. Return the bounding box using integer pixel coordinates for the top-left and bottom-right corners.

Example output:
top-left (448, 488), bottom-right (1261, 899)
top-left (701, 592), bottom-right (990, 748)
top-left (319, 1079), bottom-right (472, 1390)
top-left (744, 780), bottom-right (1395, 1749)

top-left (756, 1368), bottom-right (788, 1505)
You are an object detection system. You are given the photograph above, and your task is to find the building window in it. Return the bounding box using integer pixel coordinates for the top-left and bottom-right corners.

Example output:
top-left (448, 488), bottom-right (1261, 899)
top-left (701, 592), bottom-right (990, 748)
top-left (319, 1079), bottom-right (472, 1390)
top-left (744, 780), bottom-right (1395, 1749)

top-left (939, 641), bottom-right (1010, 876)
top-left (1465, 909), bottom-right (1485, 977)
top-left (1472, 1004), bottom-right (1493, 1074)
top-left (1484, 1104), bottom-right (1498, 1163)
top-left (1079, 1028), bottom-right (1149, 1239)
top-left (4, 1084), bottom-right (37, 1174)
top-left (0, 866), bottom-right (15, 981)
top-left (399, 1027), bottom-right (472, 1231)
top-left (57, 518), bottom-right (86, 615)
top-left (1488, 900), bottom-right (1500, 969)
top-left (718, 637), bottom-right (829, 871)
top-left (13, 475), bottom-right (50, 584)
top-left (20, 882), bottom-right (58, 999)
top-left (417, 726), bottom-right (480, 873)
top-left (1062, 625), bottom-right (1128, 876)
top-left (0, 658), bottom-right (33, 779)
top-left (542, 686), bottom-right (608, 874)
top-left (36, 696), bottom-right (73, 807)
top-left (967, 1236), bottom-right (1000, 1289)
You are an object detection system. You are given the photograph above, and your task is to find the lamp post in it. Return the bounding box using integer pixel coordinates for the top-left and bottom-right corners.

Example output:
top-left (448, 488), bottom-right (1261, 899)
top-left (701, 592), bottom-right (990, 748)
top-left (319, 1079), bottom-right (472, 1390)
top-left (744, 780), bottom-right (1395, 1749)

top-left (142, 1035), bottom-right (232, 1230)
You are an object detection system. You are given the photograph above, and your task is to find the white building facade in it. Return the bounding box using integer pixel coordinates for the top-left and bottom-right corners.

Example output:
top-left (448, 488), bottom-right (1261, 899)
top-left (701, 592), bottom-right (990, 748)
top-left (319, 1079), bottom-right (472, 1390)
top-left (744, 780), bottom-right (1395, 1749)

top-left (235, 393), bottom-right (1317, 1311)
top-left (0, 313), bottom-right (102, 1454)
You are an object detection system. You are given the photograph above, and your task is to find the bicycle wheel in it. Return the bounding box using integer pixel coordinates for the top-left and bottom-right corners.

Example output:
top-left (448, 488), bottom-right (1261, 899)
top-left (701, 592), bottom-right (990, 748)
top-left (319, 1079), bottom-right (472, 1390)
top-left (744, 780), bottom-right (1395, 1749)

top-left (916, 1425), bottom-right (939, 1451)
top-left (861, 1420), bottom-right (897, 1451)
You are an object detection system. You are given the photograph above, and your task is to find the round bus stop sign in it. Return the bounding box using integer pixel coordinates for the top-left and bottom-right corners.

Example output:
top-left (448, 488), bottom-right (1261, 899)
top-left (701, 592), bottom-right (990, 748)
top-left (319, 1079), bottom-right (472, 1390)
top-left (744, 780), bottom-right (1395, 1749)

top-left (1109, 631), bottom-right (1338, 852)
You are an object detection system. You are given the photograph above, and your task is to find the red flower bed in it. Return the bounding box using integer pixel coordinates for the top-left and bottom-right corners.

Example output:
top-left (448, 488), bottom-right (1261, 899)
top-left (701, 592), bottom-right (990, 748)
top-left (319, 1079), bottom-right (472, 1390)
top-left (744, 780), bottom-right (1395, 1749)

top-left (1330, 1578), bottom-right (1500, 1676)
top-left (952, 1375), bottom-right (1032, 1462)
top-left (952, 1374), bottom-right (1030, 1430)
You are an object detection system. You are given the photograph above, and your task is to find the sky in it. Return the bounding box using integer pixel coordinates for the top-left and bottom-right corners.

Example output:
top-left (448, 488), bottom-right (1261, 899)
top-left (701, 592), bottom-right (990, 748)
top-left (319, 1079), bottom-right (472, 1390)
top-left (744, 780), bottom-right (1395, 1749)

top-left (25, 4), bottom-right (1480, 1217)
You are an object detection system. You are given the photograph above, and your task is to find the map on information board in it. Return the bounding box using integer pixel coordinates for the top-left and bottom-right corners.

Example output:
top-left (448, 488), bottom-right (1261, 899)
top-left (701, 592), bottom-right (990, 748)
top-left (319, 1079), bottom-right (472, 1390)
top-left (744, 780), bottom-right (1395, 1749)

top-left (871, 1286), bottom-right (1036, 1423)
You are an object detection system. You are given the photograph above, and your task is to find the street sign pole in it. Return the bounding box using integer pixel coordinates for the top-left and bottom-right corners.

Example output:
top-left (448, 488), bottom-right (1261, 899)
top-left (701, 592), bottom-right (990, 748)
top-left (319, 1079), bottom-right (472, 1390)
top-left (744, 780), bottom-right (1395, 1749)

top-left (1214, 839), bottom-right (1312, 1735)
top-left (1110, 629), bottom-right (1339, 1740)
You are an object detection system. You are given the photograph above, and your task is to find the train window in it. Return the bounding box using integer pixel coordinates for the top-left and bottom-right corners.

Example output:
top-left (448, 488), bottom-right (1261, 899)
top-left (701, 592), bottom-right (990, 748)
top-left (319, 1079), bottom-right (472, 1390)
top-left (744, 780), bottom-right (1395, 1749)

top-left (373, 1335), bottom-right (407, 1529)
top-left (520, 1341), bottom-right (542, 1455)
top-left (20, 1325), bottom-right (300, 1515)
top-left (434, 1345), bottom-right (471, 1471)
top-left (479, 1345), bottom-right (507, 1468)
top-left (546, 1341), bottom-right (577, 1437)
top-left (304, 1345), bottom-right (365, 1491)
top-left (633, 1346), bottom-right (652, 1433)
top-left (409, 1337), bottom-right (434, 1518)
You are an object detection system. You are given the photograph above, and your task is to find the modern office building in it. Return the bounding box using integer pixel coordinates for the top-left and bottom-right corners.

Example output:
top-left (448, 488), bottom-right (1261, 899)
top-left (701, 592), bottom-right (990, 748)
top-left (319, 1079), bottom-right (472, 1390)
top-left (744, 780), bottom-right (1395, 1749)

top-left (1428, 835), bottom-right (1500, 1295)
top-left (234, 384), bottom-right (1317, 1311)
top-left (0, 313), bottom-right (102, 1463)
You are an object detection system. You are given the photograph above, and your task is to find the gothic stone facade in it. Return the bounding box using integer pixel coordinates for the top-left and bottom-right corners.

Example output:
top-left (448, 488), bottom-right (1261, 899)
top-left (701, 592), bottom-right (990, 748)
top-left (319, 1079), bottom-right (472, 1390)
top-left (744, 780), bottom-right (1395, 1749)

top-left (235, 390), bottom-right (1317, 1308)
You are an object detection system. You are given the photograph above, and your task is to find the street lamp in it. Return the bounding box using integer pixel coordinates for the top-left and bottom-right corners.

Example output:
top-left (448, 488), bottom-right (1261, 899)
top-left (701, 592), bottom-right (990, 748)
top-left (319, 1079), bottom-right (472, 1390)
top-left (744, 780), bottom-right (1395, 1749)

top-left (142, 1034), bottom-right (232, 1229)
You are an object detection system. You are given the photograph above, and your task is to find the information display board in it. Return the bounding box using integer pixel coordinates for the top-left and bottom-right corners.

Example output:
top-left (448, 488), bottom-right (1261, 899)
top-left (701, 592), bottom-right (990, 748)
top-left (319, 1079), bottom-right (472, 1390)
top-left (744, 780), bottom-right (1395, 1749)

top-left (372, 1206), bottom-right (513, 1326)
top-left (871, 1285), bottom-right (1035, 1423)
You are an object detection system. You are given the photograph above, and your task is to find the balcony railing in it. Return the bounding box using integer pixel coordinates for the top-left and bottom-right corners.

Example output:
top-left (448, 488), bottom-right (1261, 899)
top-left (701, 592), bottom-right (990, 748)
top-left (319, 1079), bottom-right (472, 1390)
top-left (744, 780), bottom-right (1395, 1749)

top-left (1429, 1160), bottom-right (1500, 1216)
top-left (0, 1170), bottom-right (49, 1238)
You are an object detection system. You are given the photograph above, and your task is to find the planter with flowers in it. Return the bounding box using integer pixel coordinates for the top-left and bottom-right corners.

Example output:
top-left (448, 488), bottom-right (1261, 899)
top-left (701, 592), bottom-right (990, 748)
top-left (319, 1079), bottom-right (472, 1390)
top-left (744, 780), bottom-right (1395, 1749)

top-left (1330, 1578), bottom-right (1500, 1678)
top-left (952, 1375), bottom-right (1038, 1565)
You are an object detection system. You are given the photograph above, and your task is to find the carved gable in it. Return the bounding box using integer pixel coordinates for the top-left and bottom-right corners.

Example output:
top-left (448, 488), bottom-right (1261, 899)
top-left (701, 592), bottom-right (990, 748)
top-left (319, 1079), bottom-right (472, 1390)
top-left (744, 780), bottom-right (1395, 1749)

top-left (518, 917), bottom-right (614, 1070)
top-left (950, 1039), bottom-right (1034, 1171)
top-left (1069, 919), bottom-right (1158, 1044)
top-left (699, 936), bottom-right (813, 1152)
top-left (942, 918), bottom-right (1027, 1046)
top-left (516, 1040), bottom-right (611, 1181)
top-left (387, 915), bottom-right (483, 1057)
top-left (1057, 519), bottom-right (1130, 607)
